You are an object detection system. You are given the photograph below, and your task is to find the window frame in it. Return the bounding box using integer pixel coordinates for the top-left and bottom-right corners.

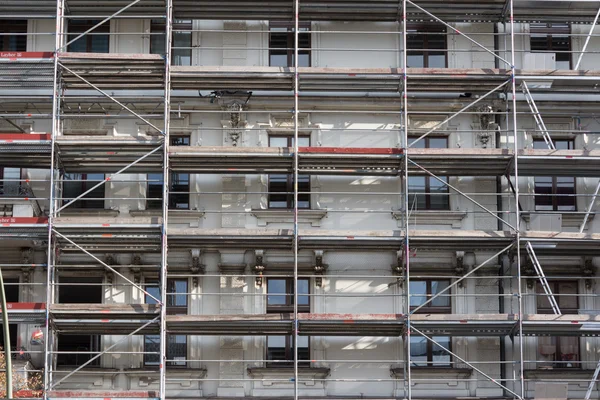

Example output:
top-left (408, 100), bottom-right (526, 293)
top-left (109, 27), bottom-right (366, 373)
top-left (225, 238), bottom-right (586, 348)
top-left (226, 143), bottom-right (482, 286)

top-left (0, 20), bottom-right (27, 51)
top-left (67, 20), bottom-right (110, 53)
top-left (530, 23), bottom-right (572, 69)
top-left (536, 280), bottom-right (580, 368)
top-left (406, 23), bottom-right (447, 68)
top-left (409, 279), bottom-right (452, 367)
top-left (147, 136), bottom-right (191, 210)
top-left (407, 136), bottom-right (450, 210)
top-left (62, 173), bottom-right (106, 209)
top-left (150, 19), bottom-right (193, 66)
top-left (533, 139), bottom-right (576, 212)
top-left (269, 21), bottom-right (311, 67)
top-left (268, 135), bottom-right (311, 209)
top-left (144, 278), bottom-right (189, 367)
top-left (266, 277), bottom-right (310, 367)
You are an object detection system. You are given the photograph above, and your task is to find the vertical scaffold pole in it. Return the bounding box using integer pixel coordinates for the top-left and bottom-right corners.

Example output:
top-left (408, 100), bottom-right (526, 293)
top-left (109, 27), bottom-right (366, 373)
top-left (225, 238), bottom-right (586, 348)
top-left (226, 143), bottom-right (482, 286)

top-left (293, 0), bottom-right (300, 398)
top-left (509, 1), bottom-right (525, 397)
top-left (159, 0), bottom-right (173, 399)
top-left (44, 0), bottom-right (64, 397)
top-left (402, 0), bottom-right (412, 398)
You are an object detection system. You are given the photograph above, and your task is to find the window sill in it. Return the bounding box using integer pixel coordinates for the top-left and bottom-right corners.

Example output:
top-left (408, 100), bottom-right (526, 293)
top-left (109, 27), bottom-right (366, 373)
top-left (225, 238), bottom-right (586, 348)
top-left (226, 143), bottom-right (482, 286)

top-left (522, 212), bottom-right (594, 231)
top-left (125, 368), bottom-right (207, 388)
top-left (130, 209), bottom-right (205, 227)
top-left (392, 210), bottom-right (467, 228)
top-left (391, 366), bottom-right (473, 380)
top-left (252, 209), bottom-right (327, 227)
top-left (524, 368), bottom-right (585, 379)
top-left (130, 209), bottom-right (205, 218)
top-left (247, 367), bottom-right (330, 386)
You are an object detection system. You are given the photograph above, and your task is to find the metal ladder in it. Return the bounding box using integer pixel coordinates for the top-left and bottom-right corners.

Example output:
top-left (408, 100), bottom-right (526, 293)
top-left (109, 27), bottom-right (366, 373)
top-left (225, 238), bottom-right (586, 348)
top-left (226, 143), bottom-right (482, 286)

top-left (585, 359), bottom-right (600, 400)
top-left (525, 241), bottom-right (561, 314)
top-left (521, 81), bottom-right (555, 150)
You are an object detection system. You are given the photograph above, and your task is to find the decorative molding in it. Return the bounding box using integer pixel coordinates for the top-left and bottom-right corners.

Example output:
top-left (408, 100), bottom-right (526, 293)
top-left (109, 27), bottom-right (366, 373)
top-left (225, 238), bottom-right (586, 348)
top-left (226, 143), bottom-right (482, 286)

top-left (521, 213), bottom-right (594, 230)
top-left (218, 263), bottom-right (247, 275)
top-left (247, 367), bottom-right (330, 386)
top-left (523, 368), bottom-right (590, 387)
top-left (393, 210), bottom-right (467, 228)
top-left (391, 367), bottom-right (473, 386)
top-left (252, 209), bottom-right (327, 227)
top-left (126, 368), bottom-right (207, 388)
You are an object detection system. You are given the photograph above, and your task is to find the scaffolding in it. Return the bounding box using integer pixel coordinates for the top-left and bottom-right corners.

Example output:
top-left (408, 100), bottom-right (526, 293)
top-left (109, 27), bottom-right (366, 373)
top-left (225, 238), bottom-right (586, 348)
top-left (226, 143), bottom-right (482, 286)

top-left (1, 0), bottom-right (600, 399)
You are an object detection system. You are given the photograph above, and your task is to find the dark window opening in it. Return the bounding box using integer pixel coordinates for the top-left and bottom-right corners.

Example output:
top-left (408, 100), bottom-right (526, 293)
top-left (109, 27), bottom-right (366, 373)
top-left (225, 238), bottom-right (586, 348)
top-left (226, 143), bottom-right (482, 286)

top-left (0, 20), bottom-right (27, 51)
top-left (144, 279), bottom-right (188, 367)
top-left (269, 22), bottom-right (311, 67)
top-left (57, 334), bottom-right (100, 367)
top-left (407, 23), bottom-right (447, 68)
top-left (268, 136), bottom-right (310, 209)
top-left (63, 173), bottom-right (105, 209)
top-left (4, 278), bottom-right (19, 303)
top-left (151, 20), bottom-right (192, 66)
top-left (0, 324), bottom-right (18, 353)
top-left (536, 281), bottom-right (579, 368)
top-left (67, 20), bottom-right (109, 53)
top-left (534, 139), bottom-right (575, 211)
top-left (408, 137), bottom-right (449, 210)
top-left (56, 277), bottom-right (102, 367)
top-left (58, 277), bottom-right (103, 304)
top-left (530, 23), bottom-right (571, 69)
top-left (266, 278), bottom-right (310, 367)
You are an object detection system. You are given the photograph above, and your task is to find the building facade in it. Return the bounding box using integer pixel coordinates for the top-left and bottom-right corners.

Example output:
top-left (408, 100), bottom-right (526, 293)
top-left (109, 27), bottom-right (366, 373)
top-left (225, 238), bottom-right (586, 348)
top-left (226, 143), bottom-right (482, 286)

top-left (1, 1), bottom-right (600, 399)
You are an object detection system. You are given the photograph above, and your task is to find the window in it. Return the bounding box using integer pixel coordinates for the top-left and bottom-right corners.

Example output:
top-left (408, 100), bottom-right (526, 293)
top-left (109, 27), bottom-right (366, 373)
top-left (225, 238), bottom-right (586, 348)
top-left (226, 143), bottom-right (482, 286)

top-left (1, 278), bottom-right (20, 351)
top-left (268, 136), bottom-right (310, 209)
top-left (67, 20), bottom-right (109, 53)
top-left (57, 277), bottom-right (102, 367)
top-left (0, 324), bottom-right (18, 353)
top-left (534, 139), bottom-right (575, 211)
top-left (145, 279), bottom-right (188, 367)
top-left (269, 22), bottom-right (311, 67)
top-left (63, 173), bottom-right (105, 209)
top-left (408, 137), bottom-right (449, 210)
top-left (0, 20), bottom-right (27, 51)
top-left (0, 168), bottom-right (21, 197)
top-left (530, 23), bottom-right (571, 70)
top-left (266, 278), bottom-right (309, 367)
top-left (4, 278), bottom-right (19, 303)
top-left (147, 136), bottom-right (190, 210)
top-left (409, 279), bottom-right (451, 367)
top-left (536, 281), bottom-right (579, 368)
top-left (407, 24), bottom-right (447, 68)
top-left (151, 20), bottom-right (192, 66)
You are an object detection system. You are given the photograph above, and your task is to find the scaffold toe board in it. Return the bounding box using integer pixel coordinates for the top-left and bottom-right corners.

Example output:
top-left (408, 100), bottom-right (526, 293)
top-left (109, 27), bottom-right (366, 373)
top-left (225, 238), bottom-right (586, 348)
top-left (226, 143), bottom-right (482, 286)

top-left (167, 314), bottom-right (295, 335)
top-left (62, 0), bottom-right (166, 16)
top-left (0, 302), bottom-right (46, 324)
top-left (166, 313), bottom-right (405, 336)
top-left (521, 314), bottom-right (600, 336)
top-left (169, 146), bottom-right (403, 175)
top-left (0, 133), bottom-right (52, 168)
top-left (58, 53), bottom-right (165, 90)
top-left (0, 217), bottom-right (49, 240)
top-left (47, 390), bottom-right (158, 400)
top-left (0, 52), bottom-right (54, 88)
top-left (53, 218), bottom-right (163, 252)
top-left (56, 136), bottom-right (164, 173)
